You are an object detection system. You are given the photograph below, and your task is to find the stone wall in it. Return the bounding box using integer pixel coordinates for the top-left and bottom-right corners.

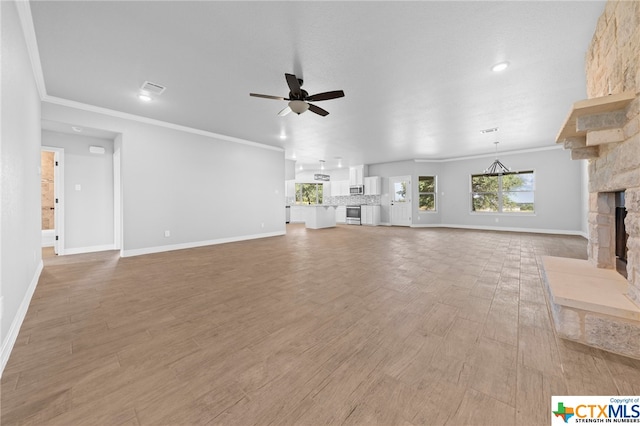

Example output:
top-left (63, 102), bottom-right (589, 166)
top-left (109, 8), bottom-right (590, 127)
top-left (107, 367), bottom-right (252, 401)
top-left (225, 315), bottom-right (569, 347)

top-left (586, 1), bottom-right (640, 98)
top-left (585, 0), bottom-right (640, 305)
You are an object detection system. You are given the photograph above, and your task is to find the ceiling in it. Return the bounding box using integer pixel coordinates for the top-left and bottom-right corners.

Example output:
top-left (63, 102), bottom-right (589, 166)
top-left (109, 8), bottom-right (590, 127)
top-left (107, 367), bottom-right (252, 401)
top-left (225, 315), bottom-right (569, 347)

top-left (29, 1), bottom-right (605, 170)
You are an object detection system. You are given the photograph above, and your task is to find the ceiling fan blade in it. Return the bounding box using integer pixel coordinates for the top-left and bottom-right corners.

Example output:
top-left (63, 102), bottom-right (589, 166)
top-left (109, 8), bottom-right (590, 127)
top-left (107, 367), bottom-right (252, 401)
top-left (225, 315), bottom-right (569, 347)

top-left (285, 73), bottom-right (302, 98)
top-left (306, 90), bottom-right (345, 102)
top-left (278, 106), bottom-right (292, 116)
top-left (250, 93), bottom-right (287, 101)
top-left (308, 103), bottom-right (329, 116)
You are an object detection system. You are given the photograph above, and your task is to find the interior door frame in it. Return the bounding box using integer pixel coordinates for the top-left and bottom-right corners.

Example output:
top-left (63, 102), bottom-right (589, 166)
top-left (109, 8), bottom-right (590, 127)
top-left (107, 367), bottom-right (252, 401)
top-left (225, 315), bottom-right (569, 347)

top-left (389, 175), bottom-right (412, 226)
top-left (113, 139), bottom-right (122, 252)
top-left (41, 146), bottom-right (65, 255)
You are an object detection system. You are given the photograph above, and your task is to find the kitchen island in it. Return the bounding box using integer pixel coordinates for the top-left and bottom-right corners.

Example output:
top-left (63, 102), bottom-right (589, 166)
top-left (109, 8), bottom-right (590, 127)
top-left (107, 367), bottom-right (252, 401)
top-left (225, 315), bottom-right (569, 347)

top-left (289, 205), bottom-right (336, 229)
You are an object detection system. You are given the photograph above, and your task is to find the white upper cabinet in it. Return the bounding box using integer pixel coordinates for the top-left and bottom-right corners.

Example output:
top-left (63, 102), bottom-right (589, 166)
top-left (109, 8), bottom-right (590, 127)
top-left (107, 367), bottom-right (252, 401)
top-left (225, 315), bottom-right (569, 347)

top-left (323, 181), bottom-right (331, 197)
top-left (331, 180), bottom-right (350, 196)
top-left (364, 176), bottom-right (381, 195)
top-left (349, 165), bottom-right (368, 186)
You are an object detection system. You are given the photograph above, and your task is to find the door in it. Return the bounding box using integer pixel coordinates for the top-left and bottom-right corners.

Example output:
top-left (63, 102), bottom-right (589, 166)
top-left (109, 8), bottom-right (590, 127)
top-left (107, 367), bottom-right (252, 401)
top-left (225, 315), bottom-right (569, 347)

top-left (389, 175), bottom-right (412, 226)
top-left (41, 147), bottom-right (64, 254)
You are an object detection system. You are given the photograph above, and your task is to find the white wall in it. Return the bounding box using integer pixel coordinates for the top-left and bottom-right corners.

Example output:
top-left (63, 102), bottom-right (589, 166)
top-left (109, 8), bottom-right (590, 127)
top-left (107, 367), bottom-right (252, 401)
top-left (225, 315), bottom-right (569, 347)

top-left (284, 159), bottom-right (296, 180)
top-left (42, 131), bottom-right (115, 252)
top-left (41, 102), bottom-right (285, 256)
top-left (1, 0), bottom-right (44, 372)
top-left (439, 148), bottom-right (583, 233)
top-left (369, 148), bottom-right (584, 233)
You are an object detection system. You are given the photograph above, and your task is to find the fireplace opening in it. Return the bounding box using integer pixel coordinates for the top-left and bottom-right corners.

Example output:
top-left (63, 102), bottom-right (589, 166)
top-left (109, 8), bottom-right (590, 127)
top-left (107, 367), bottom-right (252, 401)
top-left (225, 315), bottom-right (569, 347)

top-left (615, 191), bottom-right (628, 278)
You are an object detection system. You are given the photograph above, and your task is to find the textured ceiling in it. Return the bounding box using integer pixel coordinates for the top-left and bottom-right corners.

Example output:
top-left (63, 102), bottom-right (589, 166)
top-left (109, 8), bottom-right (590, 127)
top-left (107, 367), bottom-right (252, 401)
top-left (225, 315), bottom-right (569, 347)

top-left (30, 1), bottom-right (605, 170)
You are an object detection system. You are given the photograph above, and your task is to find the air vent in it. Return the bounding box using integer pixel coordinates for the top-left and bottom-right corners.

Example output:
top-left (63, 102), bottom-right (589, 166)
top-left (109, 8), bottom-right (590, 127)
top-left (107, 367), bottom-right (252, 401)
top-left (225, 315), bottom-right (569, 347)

top-left (140, 81), bottom-right (166, 95)
top-left (480, 127), bottom-right (499, 134)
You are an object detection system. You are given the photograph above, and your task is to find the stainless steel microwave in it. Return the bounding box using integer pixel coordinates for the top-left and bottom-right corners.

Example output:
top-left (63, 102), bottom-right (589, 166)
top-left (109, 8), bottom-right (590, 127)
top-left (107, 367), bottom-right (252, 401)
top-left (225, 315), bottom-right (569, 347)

top-left (350, 185), bottom-right (364, 195)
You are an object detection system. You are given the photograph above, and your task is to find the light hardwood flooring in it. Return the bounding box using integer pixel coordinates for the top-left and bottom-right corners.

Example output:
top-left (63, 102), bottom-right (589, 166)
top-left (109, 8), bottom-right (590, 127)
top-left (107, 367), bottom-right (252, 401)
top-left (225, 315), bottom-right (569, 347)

top-left (2, 225), bottom-right (640, 425)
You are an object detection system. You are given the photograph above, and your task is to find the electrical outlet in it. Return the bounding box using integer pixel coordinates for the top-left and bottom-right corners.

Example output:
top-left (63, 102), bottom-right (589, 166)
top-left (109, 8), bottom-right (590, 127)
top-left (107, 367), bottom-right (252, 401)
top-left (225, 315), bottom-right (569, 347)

top-left (164, 230), bottom-right (170, 237)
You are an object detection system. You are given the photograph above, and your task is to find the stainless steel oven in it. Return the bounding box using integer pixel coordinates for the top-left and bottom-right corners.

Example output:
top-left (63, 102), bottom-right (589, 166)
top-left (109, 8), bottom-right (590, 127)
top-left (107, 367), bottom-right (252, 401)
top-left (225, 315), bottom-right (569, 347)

top-left (346, 205), bottom-right (361, 225)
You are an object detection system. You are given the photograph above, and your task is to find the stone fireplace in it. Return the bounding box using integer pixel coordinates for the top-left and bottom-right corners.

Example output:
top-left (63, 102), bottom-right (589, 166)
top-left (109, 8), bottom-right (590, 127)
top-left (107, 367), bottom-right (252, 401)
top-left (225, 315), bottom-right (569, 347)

top-left (543, 0), bottom-right (640, 359)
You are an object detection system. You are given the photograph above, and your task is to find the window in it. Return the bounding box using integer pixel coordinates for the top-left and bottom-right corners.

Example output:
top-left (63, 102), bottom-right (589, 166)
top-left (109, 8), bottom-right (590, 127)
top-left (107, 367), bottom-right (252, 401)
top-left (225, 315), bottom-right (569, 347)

top-left (295, 183), bottom-right (323, 205)
top-left (471, 171), bottom-right (534, 213)
top-left (418, 176), bottom-right (436, 211)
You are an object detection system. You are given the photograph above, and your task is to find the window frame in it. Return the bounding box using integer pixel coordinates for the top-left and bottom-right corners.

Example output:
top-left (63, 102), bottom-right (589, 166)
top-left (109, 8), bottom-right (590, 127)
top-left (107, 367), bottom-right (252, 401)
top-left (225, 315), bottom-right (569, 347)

top-left (469, 170), bottom-right (535, 214)
top-left (294, 182), bottom-right (324, 205)
top-left (418, 175), bottom-right (437, 213)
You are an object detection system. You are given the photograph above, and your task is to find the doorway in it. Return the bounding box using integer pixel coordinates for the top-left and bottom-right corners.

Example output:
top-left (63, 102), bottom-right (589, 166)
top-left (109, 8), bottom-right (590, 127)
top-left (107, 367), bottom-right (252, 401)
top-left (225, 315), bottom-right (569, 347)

top-left (389, 175), bottom-right (412, 226)
top-left (41, 147), bottom-right (64, 254)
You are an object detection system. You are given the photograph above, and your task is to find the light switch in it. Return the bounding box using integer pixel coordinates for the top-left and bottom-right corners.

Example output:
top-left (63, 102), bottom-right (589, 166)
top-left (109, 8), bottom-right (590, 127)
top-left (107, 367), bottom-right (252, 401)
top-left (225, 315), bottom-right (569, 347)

top-left (75, 184), bottom-right (82, 191)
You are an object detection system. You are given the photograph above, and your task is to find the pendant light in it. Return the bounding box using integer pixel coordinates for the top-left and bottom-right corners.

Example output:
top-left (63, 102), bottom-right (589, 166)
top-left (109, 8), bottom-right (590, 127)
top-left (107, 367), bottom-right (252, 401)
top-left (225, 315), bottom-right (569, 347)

top-left (484, 141), bottom-right (511, 175)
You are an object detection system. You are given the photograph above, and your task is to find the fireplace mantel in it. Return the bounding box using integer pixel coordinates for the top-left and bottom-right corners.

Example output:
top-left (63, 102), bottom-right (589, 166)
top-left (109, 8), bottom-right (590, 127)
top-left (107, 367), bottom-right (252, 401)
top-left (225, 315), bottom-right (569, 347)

top-left (556, 91), bottom-right (635, 141)
top-left (555, 91), bottom-right (636, 160)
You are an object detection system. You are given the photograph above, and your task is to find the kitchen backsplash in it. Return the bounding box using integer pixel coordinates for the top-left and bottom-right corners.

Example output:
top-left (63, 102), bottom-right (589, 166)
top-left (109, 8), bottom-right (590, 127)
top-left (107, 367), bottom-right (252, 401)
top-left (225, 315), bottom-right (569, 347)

top-left (285, 195), bottom-right (381, 206)
top-left (325, 195), bottom-right (381, 206)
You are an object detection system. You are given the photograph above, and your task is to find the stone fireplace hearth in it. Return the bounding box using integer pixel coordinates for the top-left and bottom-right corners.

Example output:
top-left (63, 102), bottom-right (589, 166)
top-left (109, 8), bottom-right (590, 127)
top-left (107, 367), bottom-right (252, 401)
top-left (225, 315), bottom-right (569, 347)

top-left (544, 0), bottom-right (640, 359)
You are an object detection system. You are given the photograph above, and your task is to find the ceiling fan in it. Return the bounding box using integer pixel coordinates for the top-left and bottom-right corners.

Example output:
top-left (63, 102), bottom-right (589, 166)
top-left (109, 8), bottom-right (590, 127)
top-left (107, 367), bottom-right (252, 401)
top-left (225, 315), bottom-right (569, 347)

top-left (250, 73), bottom-right (345, 116)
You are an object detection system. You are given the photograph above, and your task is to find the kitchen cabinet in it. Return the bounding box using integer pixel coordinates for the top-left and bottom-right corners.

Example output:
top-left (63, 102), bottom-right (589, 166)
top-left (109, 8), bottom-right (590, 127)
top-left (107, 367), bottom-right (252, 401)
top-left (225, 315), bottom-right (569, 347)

top-left (335, 206), bottom-right (346, 223)
top-left (330, 180), bottom-right (350, 196)
top-left (364, 176), bottom-right (381, 195)
top-left (323, 182), bottom-right (331, 197)
top-left (289, 206), bottom-right (307, 223)
top-left (349, 165), bottom-right (368, 186)
top-left (339, 180), bottom-right (350, 196)
top-left (304, 206), bottom-right (336, 229)
top-left (290, 205), bottom-right (336, 229)
top-left (361, 205), bottom-right (380, 226)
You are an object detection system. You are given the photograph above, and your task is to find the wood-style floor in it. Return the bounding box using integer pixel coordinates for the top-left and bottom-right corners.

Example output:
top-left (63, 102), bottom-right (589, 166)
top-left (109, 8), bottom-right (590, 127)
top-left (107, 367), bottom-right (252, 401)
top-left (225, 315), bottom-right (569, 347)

top-left (2, 225), bottom-right (640, 425)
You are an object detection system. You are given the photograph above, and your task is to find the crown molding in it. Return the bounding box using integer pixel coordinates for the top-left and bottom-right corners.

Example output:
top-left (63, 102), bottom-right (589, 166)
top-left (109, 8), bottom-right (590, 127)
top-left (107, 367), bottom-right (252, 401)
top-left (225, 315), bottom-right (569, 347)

top-left (414, 145), bottom-right (563, 163)
top-left (42, 95), bottom-right (284, 152)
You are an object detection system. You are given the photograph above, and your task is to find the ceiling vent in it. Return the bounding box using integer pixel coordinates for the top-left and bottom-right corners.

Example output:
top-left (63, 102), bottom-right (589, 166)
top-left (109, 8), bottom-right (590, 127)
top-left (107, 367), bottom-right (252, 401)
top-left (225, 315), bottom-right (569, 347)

top-left (140, 81), bottom-right (166, 95)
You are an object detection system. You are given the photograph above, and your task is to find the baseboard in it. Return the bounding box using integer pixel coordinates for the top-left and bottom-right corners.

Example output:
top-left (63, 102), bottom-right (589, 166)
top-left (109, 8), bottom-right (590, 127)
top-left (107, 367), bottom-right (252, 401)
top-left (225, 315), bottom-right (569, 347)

top-left (1, 260), bottom-right (43, 376)
top-left (427, 223), bottom-right (586, 236)
top-left (63, 244), bottom-right (116, 255)
top-left (121, 231), bottom-right (286, 258)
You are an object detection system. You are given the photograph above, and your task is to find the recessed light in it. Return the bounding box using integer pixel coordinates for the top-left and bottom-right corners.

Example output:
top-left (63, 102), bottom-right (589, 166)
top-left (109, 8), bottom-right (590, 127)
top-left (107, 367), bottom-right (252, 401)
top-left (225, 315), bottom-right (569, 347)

top-left (71, 126), bottom-right (83, 132)
top-left (138, 93), bottom-right (152, 102)
top-left (491, 61), bottom-right (509, 72)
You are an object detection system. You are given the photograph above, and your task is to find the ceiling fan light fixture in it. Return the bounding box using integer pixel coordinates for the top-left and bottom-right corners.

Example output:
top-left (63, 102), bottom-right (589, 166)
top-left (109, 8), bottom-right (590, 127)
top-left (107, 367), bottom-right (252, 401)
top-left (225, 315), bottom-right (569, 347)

top-left (288, 100), bottom-right (309, 115)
